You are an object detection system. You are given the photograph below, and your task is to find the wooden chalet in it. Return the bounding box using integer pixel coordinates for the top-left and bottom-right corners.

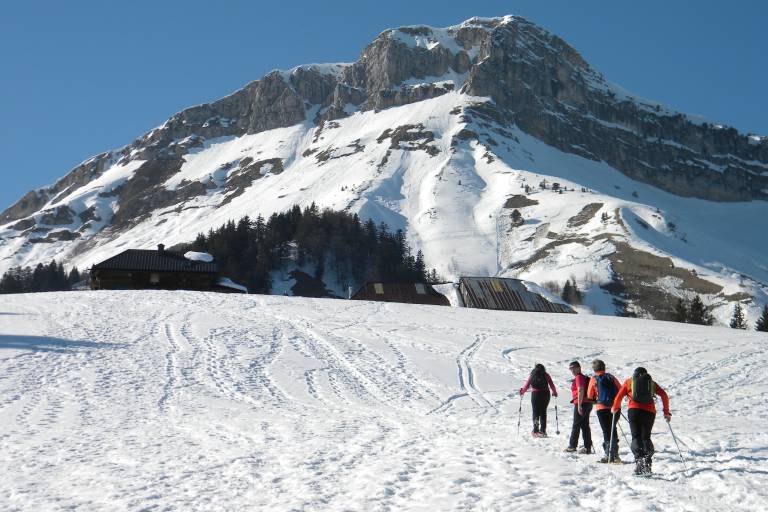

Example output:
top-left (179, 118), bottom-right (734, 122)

top-left (90, 244), bottom-right (247, 293)
top-left (459, 277), bottom-right (574, 314)
top-left (351, 282), bottom-right (450, 306)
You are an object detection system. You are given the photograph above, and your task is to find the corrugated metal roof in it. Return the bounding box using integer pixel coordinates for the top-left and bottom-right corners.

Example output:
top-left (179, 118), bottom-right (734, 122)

top-left (92, 249), bottom-right (218, 274)
top-left (459, 277), bottom-right (574, 314)
top-left (351, 282), bottom-right (450, 306)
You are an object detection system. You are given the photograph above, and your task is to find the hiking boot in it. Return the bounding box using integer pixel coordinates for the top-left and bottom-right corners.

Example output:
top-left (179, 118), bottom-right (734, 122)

top-left (563, 447), bottom-right (577, 453)
top-left (611, 456), bottom-right (622, 464)
top-left (539, 432), bottom-right (548, 438)
top-left (599, 455), bottom-right (622, 464)
top-left (634, 459), bottom-right (651, 476)
top-left (578, 446), bottom-right (594, 454)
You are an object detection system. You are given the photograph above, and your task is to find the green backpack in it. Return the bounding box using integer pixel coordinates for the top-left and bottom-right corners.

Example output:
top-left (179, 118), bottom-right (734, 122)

top-left (631, 372), bottom-right (655, 404)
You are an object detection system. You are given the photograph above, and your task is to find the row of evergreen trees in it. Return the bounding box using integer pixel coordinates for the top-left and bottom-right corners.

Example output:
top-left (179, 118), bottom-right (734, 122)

top-left (673, 295), bottom-right (768, 331)
top-left (189, 203), bottom-right (436, 295)
top-left (0, 261), bottom-right (81, 294)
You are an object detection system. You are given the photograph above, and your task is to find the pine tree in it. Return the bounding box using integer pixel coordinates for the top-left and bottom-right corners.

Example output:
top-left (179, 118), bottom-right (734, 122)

top-left (672, 298), bottom-right (689, 323)
top-left (729, 303), bottom-right (747, 330)
top-left (561, 279), bottom-right (581, 305)
top-left (570, 278), bottom-right (583, 305)
top-left (688, 295), bottom-right (714, 326)
top-left (756, 305), bottom-right (768, 332)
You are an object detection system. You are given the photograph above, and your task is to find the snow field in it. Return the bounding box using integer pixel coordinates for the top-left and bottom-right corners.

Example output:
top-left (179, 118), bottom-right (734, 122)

top-left (1, 291), bottom-right (766, 511)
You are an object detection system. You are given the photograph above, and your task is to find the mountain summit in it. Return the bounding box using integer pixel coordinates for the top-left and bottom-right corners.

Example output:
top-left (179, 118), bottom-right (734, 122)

top-left (1, 15), bottom-right (766, 321)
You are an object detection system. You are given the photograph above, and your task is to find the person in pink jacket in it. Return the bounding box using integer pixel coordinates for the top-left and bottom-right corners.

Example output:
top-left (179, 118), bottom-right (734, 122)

top-left (520, 363), bottom-right (558, 437)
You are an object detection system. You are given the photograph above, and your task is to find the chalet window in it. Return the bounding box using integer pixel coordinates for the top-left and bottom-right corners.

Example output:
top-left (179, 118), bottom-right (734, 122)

top-left (150, 273), bottom-right (160, 284)
top-left (374, 283), bottom-right (384, 294)
top-left (415, 284), bottom-right (426, 295)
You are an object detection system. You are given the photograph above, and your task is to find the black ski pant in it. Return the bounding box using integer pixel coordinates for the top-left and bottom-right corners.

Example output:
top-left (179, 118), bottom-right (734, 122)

top-left (568, 403), bottom-right (593, 449)
top-left (531, 391), bottom-right (550, 434)
top-left (596, 408), bottom-right (620, 458)
top-left (627, 408), bottom-right (655, 463)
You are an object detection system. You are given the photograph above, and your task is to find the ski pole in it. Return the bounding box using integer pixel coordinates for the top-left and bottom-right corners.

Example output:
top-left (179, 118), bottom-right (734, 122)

top-left (608, 410), bottom-right (617, 462)
top-left (616, 416), bottom-right (631, 450)
top-left (516, 394), bottom-right (523, 437)
top-left (666, 420), bottom-right (688, 472)
top-left (555, 396), bottom-right (560, 435)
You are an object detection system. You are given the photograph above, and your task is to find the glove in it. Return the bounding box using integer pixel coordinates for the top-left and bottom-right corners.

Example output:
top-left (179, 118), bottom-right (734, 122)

top-left (553, 392), bottom-right (558, 397)
top-left (664, 412), bottom-right (672, 422)
top-left (519, 388), bottom-right (524, 395)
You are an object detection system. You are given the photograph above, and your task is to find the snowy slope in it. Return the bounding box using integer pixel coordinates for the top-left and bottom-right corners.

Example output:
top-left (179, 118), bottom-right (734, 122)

top-left (1, 291), bottom-right (766, 511)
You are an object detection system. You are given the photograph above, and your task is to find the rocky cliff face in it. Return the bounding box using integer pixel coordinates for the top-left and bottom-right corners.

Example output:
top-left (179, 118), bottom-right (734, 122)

top-left (464, 18), bottom-right (768, 201)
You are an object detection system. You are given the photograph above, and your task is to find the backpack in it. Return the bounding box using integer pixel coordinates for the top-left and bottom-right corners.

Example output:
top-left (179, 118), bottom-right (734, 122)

top-left (595, 373), bottom-right (618, 406)
top-left (631, 373), bottom-right (655, 404)
top-left (530, 370), bottom-right (548, 390)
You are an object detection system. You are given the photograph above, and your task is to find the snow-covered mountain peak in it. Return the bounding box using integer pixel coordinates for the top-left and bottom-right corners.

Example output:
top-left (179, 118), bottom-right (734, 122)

top-left (1, 15), bottom-right (767, 324)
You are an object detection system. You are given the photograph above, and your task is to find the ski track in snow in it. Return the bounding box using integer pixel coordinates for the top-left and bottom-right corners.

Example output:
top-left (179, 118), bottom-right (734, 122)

top-left (1, 290), bottom-right (767, 511)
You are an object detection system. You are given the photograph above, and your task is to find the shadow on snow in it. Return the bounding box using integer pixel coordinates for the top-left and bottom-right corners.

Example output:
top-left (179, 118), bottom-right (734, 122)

top-left (0, 335), bottom-right (125, 353)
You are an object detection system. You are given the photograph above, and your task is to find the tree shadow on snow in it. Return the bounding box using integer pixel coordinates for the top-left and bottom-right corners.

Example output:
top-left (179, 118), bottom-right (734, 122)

top-left (0, 335), bottom-right (125, 353)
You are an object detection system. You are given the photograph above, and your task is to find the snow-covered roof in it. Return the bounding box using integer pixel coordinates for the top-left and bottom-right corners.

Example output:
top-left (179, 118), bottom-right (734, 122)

top-left (217, 277), bottom-right (248, 293)
top-left (184, 251), bottom-right (214, 263)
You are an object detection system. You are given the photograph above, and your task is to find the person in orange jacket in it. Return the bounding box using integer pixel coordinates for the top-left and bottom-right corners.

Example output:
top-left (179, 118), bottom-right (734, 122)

top-left (586, 359), bottom-right (622, 463)
top-left (611, 367), bottom-right (671, 476)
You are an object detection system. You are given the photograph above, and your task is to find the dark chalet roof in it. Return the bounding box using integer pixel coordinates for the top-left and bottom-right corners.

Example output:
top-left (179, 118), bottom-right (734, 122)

top-left (92, 249), bottom-right (218, 274)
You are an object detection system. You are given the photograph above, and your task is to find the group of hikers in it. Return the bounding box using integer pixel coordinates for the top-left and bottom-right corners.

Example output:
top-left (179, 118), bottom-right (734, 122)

top-left (519, 359), bottom-right (671, 476)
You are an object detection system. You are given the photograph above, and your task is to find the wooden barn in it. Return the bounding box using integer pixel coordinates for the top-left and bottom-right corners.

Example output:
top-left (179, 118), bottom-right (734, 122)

top-left (459, 277), bottom-right (574, 314)
top-left (90, 244), bottom-right (247, 293)
top-left (351, 282), bottom-right (450, 306)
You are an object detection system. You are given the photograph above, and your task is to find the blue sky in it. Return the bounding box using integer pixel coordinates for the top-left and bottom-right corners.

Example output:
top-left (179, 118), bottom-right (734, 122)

top-left (1, 0), bottom-right (765, 210)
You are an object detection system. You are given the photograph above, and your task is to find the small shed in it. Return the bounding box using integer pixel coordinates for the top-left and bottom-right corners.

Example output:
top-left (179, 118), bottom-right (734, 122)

top-left (351, 282), bottom-right (450, 306)
top-left (90, 244), bottom-right (246, 293)
top-left (459, 277), bottom-right (574, 313)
